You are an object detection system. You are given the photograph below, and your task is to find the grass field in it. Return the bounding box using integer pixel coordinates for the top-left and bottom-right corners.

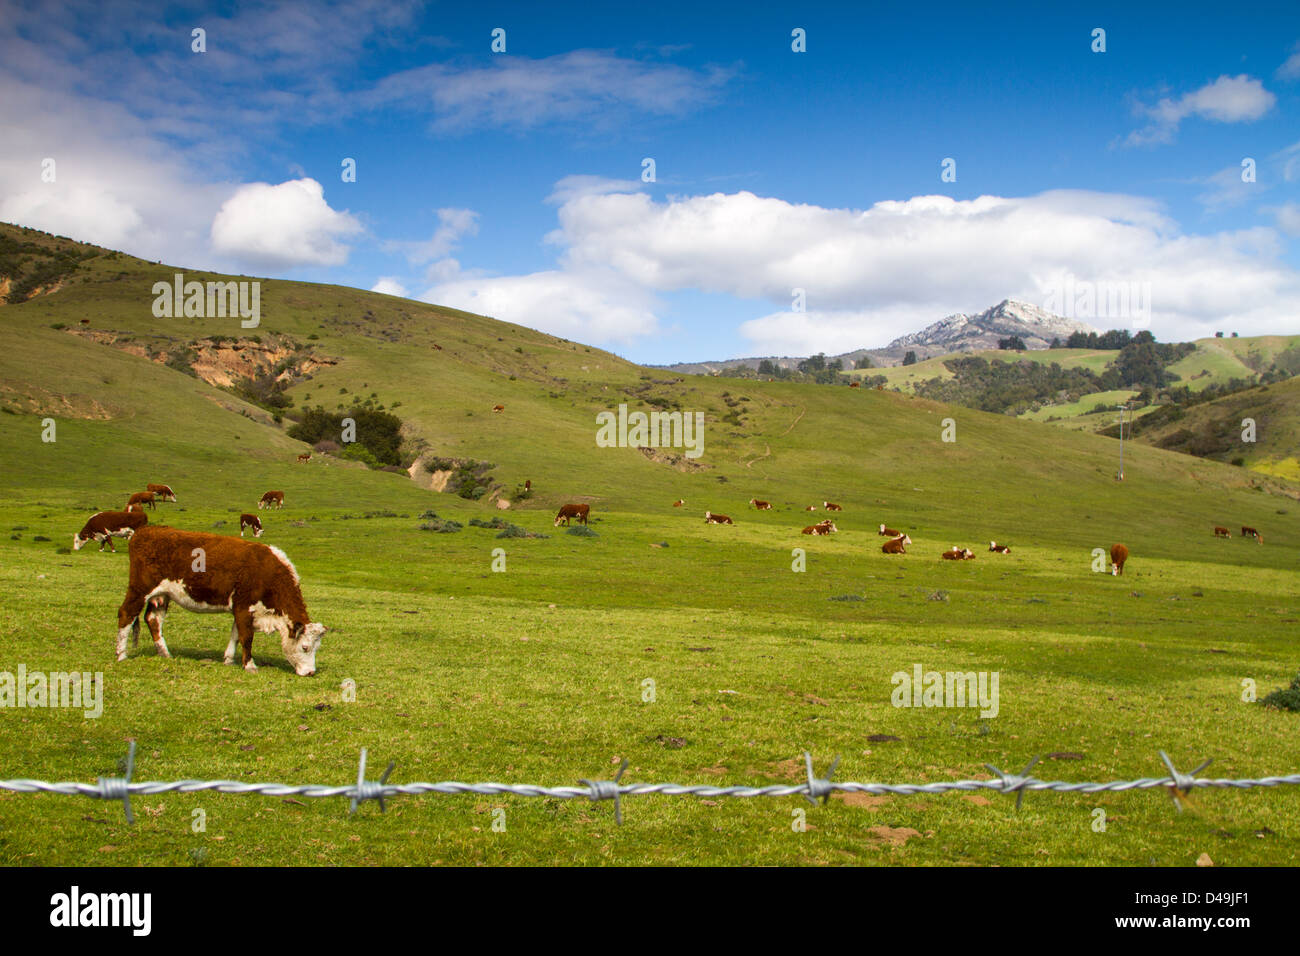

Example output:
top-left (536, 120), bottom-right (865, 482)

top-left (2, 229), bottom-right (1299, 866)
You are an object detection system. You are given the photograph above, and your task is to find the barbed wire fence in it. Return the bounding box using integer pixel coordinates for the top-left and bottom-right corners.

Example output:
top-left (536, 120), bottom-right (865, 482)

top-left (3, 743), bottom-right (1299, 825)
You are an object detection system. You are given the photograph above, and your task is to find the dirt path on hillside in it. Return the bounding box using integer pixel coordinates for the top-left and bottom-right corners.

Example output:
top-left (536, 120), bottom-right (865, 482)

top-left (782, 406), bottom-right (805, 435)
top-left (743, 444), bottom-right (771, 468)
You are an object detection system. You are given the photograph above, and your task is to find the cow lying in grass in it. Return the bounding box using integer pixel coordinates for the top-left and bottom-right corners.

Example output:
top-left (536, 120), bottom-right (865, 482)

top-left (116, 526), bottom-right (326, 675)
top-left (882, 534), bottom-right (911, 554)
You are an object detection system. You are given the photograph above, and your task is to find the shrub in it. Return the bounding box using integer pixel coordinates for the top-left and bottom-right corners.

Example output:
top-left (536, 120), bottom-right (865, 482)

top-left (418, 518), bottom-right (462, 533)
top-left (496, 525), bottom-right (549, 539)
top-left (314, 439), bottom-right (341, 454)
top-left (566, 525), bottom-right (598, 537)
top-left (1260, 675), bottom-right (1300, 712)
top-left (340, 443), bottom-right (381, 468)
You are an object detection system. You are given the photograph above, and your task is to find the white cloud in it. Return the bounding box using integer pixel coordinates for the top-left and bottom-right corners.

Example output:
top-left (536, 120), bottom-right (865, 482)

top-left (521, 184), bottom-right (1300, 353)
top-left (210, 178), bottom-right (362, 268)
top-left (0, 183), bottom-right (143, 250)
top-left (383, 208), bottom-right (479, 265)
top-left (1277, 44), bottom-right (1300, 80)
top-left (371, 277), bottom-right (409, 297)
top-left (1274, 203), bottom-right (1300, 236)
top-left (365, 50), bottom-right (735, 133)
top-left (1126, 75), bottom-right (1276, 146)
top-left (420, 268), bottom-right (660, 344)
top-left (546, 175), bottom-right (644, 204)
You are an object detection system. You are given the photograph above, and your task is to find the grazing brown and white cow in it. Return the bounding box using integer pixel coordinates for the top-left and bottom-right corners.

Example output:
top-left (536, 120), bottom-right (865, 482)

top-left (823, 501), bottom-right (843, 511)
top-left (750, 498), bottom-right (773, 510)
top-left (297, 452), bottom-right (311, 463)
top-left (146, 483), bottom-right (176, 502)
top-left (848, 381), bottom-right (861, 389)
top-left (240, 513), bottom-right (263, 538)
top-left (125, 502), bottom-right (145, 514)
top-left (879, 524), bottom-right (901, 537)
top-left (116, 526), bottom-right (326, 675)
top-left (1241, 526), bottom-right (1263, 543)
top-left (804, 505), bottom-right (817, 512)
top-left (882, 534), bottom-right (911, 554)
top-left (988, 541), bottom-right (1011, 553)
top-left (704, 511), bottom-right (733, 524)
top-left (941, 546), bottom-right (965, 560)
top-left (1110, 543), bottom-right (1129, 576)
top-left (126, 491), bottom-right (156, 511)
top-left (75, 510), bottom-right (148, 552)
top-left (673, 499), bottom-right (685, 507)
top-left (258, 491), bottom-right (285, 510)
top-left (554, 503), bottom-right (590, 526)
top-left (525, 480), bottom-right (532, 492)
top-left (492, 404), bottom-right (505, 413)
top-left (1213, 526), bottom-right (1231, 538)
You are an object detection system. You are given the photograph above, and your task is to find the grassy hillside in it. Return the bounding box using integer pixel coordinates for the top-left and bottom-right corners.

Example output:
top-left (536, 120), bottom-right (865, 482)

top-left (1117, 376), bottom-right (1300, 481)
top-left (2, 223), bottom-right (1299, 866)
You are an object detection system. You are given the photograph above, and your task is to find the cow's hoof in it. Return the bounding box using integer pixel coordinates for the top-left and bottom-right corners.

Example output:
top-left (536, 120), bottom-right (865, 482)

top-left (244, 661), bottom-right (258, 672)
top-left (116, 652), bottom-right (127, 662)
top-left (223, 657), bottom-right (235, 666)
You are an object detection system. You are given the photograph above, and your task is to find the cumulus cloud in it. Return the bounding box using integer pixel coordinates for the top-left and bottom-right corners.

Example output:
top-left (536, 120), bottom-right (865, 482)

top-left (420, 268), bottom-right (660, 344)
top-left (1125, 75), bottom-right (1276, 146)
top-left (210, 178), bottom-right (363, 268)
top-left (520, 184), bottom-right (1300, 353)
top-left (371, 277), bottom-right (409, 297)
top-left (0, 183), bottom-right (143, 250)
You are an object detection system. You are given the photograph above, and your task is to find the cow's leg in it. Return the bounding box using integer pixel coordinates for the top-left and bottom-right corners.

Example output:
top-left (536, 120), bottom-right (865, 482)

top-left (224, 621), bottom-right (239, 665)
top-left (233, 607), bottom-right (257, 672)
top-left (116, 589), bottom-right (148, 661)
top-left (145, 596), bottom-right (171, 658)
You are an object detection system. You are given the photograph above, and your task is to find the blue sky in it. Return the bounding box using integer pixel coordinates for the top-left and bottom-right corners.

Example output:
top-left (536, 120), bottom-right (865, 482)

top-left (2, 0), bottom-right (1298, 363)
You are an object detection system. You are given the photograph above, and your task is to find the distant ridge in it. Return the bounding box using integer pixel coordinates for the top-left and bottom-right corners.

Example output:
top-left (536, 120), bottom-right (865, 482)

top-left (660, 299), bottom-right (1099, 374)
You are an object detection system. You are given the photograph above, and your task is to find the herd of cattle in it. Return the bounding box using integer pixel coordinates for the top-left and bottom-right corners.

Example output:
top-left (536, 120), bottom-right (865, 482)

top-left (69, 473), bottom-right (1270, 675)
top-left (557, 498), bottom-right (1140, 571)
top-left (550, 495), bottom-right (1272, 577)
top-left (74, 484), bottom-right (326, 676)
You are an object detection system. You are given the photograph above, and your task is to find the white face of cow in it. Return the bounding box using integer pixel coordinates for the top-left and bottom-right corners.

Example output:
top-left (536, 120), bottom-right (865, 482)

top-left (282, 622), bottom-right (325, 676)
top-left (73, 533), bottom-right (85, 551)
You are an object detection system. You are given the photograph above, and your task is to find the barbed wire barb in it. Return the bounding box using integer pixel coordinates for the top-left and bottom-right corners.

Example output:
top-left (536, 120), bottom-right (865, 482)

top-left (94, 739), bottom-right (136, 823)
top-left (984, 755), bottom-right (1042, 810)
top-left (803, 751), bottom-right (840, 806)
top-left (1158, 750), bottom-right (1212, 813)
top-left (350, 748), bottom-right (395, 815)
top-left (580, 757), bottom-right (629, 824)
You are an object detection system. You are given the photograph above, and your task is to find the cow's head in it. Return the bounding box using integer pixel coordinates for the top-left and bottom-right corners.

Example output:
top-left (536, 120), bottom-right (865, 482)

top-left (283, 622), bottom-right (326, 676)
top-left (73, 533), bottom-right (86, 551)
